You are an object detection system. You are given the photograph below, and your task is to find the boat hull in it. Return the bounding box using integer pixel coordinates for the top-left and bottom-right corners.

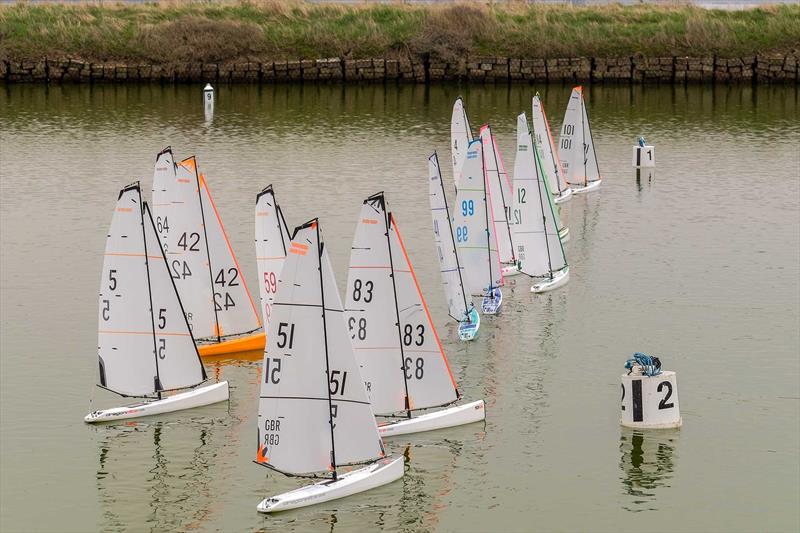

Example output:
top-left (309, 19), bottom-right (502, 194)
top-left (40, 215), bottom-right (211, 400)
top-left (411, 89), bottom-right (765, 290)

top-left (570, 179), bottom-right (602, 194)
top-left (481, 288), bottom-right (502, 315)
top-left (553, 187), bottom-right (573, 204)
top-left (531, 267), bottom-right (570, 294)
top-left (257, 455), bottom-right (403, 513)
top-left (501, 264), bottom-right (522, 277)
top-left (197, 331), bottom-right (265, 358)
top-left (457, 307), bottom-right (480, 341)
top-left (84, 381), bottom-right (229, 423)
top-left (378, 400), bottom-right (486, 437)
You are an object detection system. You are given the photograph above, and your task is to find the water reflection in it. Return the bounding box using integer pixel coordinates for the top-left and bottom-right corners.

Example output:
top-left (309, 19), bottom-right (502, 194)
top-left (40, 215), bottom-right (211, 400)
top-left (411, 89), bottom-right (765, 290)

top-left (619, 427), bottom-right (679, 512)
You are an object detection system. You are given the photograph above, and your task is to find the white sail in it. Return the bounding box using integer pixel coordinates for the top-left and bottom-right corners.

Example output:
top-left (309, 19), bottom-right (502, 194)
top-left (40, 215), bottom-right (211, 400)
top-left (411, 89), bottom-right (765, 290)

top-left (98, 184), bottom-right (205, 397)
top-left (512, 113), bottom-right (567, 277)
top-left (98, 185), bottom-right (159, 396)
top-left (581, 94), bottom-right (602, 183)
top-left (255, 185), bottom-right (291, 329)
top-left (532, 95), bottom-right (569, 197)
top-left (428, 153), bottom-right (470, 322)
top-left (142, 202), bottom-right (207, 391)
top-left (450, 97), bottom-right (474, 188)
top-left (559, 87), bottom-right (586, 188)
top-left (345, 196), bottom-right (408, 416)
top-left (479, 125), bottom-right (515, 265)
top-left (151, 147), bottom-right (175, 223)
top-left (156, 157), bottom-right (216, 339)
top-left (154, 156), bottom-right (261, 341)
top-left (559, 87), bottom-right (601, 188)
top-left (257, 221), bottom-right (383, 475)
top-left (388, 212), bottom-right (459, 410)
top-left (453, 140), bottom-right (502, 296)
top-left (198, 174), bottom-right (262, 337)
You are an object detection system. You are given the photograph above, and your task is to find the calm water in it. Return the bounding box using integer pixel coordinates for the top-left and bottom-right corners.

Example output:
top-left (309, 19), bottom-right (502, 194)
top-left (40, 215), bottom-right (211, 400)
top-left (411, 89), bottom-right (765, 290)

top-left (1, 82), bottom-right (798, 532)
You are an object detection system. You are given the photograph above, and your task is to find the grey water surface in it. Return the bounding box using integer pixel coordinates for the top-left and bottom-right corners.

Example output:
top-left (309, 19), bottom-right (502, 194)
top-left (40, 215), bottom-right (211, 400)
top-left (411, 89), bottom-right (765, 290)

top-left (1, 82), bottom-right (798, 532)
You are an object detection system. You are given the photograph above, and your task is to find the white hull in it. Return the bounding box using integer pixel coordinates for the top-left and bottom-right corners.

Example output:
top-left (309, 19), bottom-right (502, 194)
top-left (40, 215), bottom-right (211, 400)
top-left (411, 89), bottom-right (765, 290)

top-left (84, 381), bottom-right (229, 423)
top-left (553, 187), bottom-right (573, 204)
top-left (531, 268), bottom-right (569, 294)
top-left (501, 264), bottom-right (522, 277)
top-left (559, 226), bottom-right (570, 243)
top-left (378, 400), bottom-right (485, 438)
top-left (570, 179), bottom-right (602, 194)
top-left (257, 455), bottom-right (403, 513)
top-left (458, 307), bottom-right (480, 341)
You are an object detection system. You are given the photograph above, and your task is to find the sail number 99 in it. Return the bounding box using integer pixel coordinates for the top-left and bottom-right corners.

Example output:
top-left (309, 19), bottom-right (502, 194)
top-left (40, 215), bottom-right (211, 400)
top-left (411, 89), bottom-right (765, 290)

top-left (456, 226), bottom-right (468, 243)
top-left (461, 200), bottom-right (474, 216)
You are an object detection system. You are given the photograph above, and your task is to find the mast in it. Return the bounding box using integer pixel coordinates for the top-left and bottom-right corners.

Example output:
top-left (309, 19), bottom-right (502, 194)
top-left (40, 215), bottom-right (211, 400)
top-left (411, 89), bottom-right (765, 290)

top-left (137, 185), bottom-right (163, 399)
top-left (381, 196), bottom-right (413, 419)
top-left (435, 152), bottom-right (470, 317)
top-left (191, 160), bottom-right (222, 343)
top-left (579, 93), bottom-right (588, 187)
top-left (315, 220), bottom-right (338, 480)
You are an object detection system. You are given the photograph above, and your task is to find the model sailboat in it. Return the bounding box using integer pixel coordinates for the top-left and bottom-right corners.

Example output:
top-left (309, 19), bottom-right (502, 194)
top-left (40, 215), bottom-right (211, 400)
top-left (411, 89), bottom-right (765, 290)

top-left (512, 113), bottom-right (570, 293)
top-left (559, 86), bottom-right (602, 193)
top-left (532, 94), bottom-right (572, 204)
top-left (345, 193), bottom-right (486, 436)
top-left (255, 219), bottom-right (403, 513)
top-left (254, 185), bottom-right (290, 328)
top-left (451, 97), bottom-right (474, 188)
top-left (479, 125), bottom-right (521, 277)
top-left (428, 153), bottom-right (480, 341)
top-left (85, 183), bottom-right (229, 423)
top-left (454, 139), bottom-right (504, 314)
top-left (152, 150), bottom-right (263, 357)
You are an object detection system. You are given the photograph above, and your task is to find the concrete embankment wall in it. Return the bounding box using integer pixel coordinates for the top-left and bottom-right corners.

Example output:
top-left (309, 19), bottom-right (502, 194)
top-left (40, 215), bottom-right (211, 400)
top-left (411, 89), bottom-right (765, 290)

top-left (2, 55), bottom-right (797, 84)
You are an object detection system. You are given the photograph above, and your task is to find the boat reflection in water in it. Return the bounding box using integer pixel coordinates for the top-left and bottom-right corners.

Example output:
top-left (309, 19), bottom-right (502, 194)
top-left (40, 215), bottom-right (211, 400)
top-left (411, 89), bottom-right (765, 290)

top-left (619, 427), bottom-right (680, 512)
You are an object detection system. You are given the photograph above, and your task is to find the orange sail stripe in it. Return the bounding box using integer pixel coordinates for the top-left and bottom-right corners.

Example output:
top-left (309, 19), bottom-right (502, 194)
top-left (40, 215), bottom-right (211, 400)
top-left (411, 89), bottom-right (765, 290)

top-left (290, 242), bottom-right (309, 251)
top-left (390, 216), bottom-right (458, 391)
top-left (116, 207), bottom-right (133, 213)
top-left (200, 174), bottom-right (262, 328)
top-left (361, 218), bottom-right (379, 225)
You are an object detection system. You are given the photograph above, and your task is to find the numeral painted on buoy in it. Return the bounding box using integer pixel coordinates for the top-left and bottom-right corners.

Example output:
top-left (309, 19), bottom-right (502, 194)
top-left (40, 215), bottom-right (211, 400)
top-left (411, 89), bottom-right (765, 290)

top-left (632, 379), bottom-right (643, 422)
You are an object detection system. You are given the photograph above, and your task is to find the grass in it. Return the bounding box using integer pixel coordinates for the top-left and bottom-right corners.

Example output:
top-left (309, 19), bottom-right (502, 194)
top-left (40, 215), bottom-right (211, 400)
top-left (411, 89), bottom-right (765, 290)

top-left (0, 1), bottom-right (798, 65)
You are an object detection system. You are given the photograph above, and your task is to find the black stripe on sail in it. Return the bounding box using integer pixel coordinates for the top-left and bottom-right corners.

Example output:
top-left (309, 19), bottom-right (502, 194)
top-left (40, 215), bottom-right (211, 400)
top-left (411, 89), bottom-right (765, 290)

top-left (259, 395), bottom-right (371, 406)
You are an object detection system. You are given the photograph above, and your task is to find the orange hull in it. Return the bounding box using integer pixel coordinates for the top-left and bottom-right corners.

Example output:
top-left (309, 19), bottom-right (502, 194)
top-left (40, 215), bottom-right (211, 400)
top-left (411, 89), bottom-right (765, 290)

top-left (197, 331), bottom-right (265, 358)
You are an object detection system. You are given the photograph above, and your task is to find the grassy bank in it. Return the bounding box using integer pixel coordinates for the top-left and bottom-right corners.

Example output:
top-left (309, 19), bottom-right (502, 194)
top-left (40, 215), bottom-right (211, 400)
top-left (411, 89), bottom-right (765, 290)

top-left (1, 1), bottom-right (798, 65)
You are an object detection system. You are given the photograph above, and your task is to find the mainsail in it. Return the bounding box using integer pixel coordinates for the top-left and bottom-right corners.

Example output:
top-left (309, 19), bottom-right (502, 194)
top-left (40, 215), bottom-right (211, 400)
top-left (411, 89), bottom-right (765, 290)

top-left (453, 140), bottom-right (503, 296)
top-left (256, 220), bottom-right (383, 475)
top-left (532, 95), bottom-right (570, 198)
top-left (559, 87), bottom-right (601, 188)
top-left (254, 185), bottom-right (291, 329)
top-left (480, 125), bottom-right (515, 265)
top-left (345, 193), bottom-right (458, 416)
top-left (428, 153), bottom-right (470, 322)
top-left (153, 156), bottom-right (261, 341)
top-left (511, 114), bottom-right (568, 278)
top-left (98, 183), bottom-right (206, 397)
top-left (451, 97), bottom-right (474, 188)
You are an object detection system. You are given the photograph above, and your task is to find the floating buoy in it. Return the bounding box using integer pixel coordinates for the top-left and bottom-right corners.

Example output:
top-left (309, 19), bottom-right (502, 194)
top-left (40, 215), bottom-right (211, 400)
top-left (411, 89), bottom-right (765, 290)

top-left (203, 83), bottom-right (214, 121)
top-left (620, 353), bottom-right (681, 429)
top-left (632, 136), bottom-right (655, 167)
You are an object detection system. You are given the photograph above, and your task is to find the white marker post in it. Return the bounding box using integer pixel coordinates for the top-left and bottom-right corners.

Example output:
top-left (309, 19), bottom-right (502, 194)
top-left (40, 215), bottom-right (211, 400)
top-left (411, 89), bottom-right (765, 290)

top-left (632, 145), bottom-right (655, 167)
top-left (203, 83), bottom-right (214, 122)
top-left (621, 370), bottom-right (681, 429)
